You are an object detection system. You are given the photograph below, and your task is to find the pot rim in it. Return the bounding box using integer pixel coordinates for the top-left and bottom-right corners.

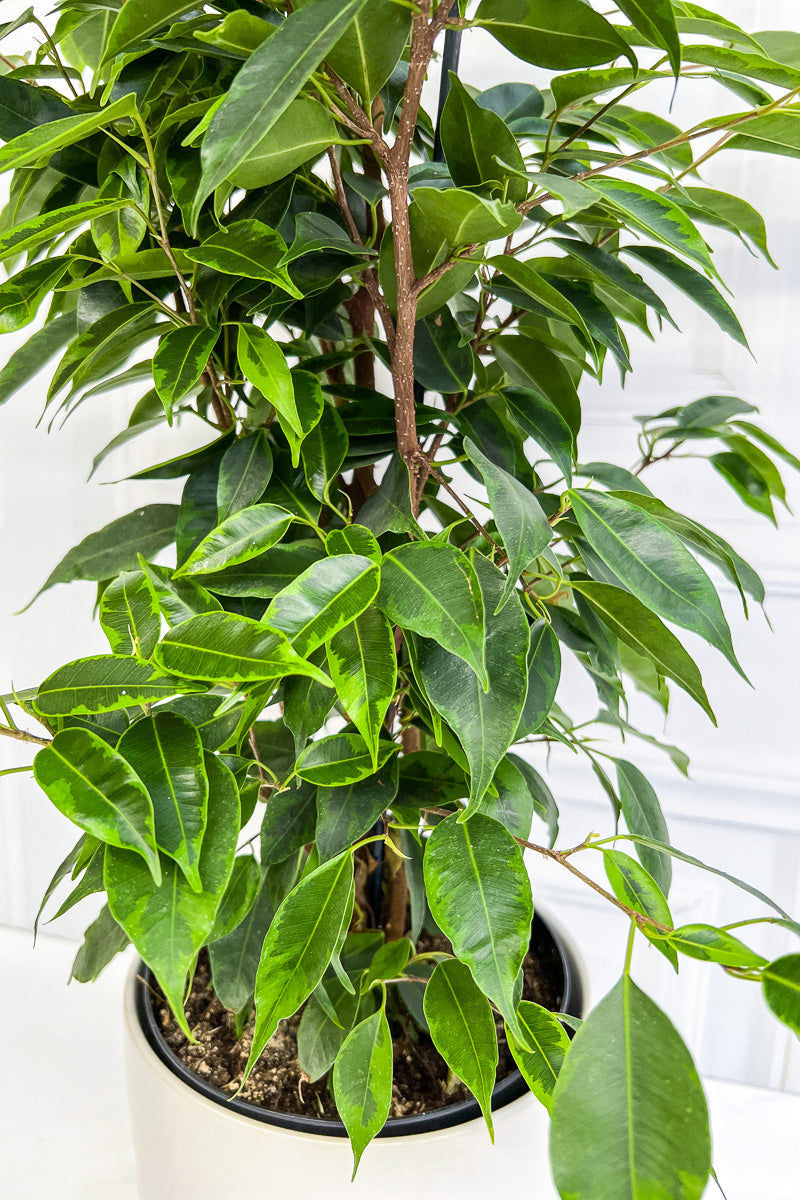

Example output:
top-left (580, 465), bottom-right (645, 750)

top-left (133, 909), bottom-right (584, 1139)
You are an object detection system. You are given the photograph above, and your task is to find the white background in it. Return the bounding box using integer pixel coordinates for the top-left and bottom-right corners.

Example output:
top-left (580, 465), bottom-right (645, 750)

top-left (1, 0), bottom-right (799, 1101)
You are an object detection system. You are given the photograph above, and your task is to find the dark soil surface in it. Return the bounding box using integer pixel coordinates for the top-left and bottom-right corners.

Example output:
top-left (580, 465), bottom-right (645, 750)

top-left (154, 929), bottom-right (563, 1122)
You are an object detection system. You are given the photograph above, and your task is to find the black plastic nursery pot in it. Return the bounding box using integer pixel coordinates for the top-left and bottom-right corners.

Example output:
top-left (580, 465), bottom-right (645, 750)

top-left (134, 911), bottom-right (585, 1139)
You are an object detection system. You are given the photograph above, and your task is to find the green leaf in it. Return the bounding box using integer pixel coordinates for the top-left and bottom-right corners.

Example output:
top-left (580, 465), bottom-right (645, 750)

top-left (296, 732), bottom-right (397, 788)
top-left (27, 504), bottom-right (178, 607)
top-left (216, 430), bottom-right (273, 522)
top-left (34, 656), bottom-right (198, 718)
top-left (0, 311), bottom-right (75, 407)
top-left (413, 308), bottom-right (474, 394)
top-left (518, 618), bottom-right (561, 736)
top-left (99, 569), bottom-right (160, 658)
top-left (153, 324), bottom-right (218, 423)
top-left (228, 98), bottom-right (338, 189)
top-left (502, 386), bottom-right (574, 485)
top-left (586, 180), bottom-right (714, 274)
top-left (260, 780), bottom-right (318, 866)
top-left (363, 937), bottom-right (412, 988)
top-left (33, 729), bottom-right (160, 885)
top-left (412, 187), bottom-right (522, 249)
top-left (283, 650), bottom-right (333, 752)
top-left (316, 759), bottom-right (399, 862)
top-left (509, 755), bottom-right (559, 844)
top-left (175, 504), bottom-right (293, 578)
top-left (667, 924), bottom-right (765, 968)
top-left (208, 855), bottom-right (263, 944)
top-left (138, 557), bottom-right (223, 626)
top-left (603, 849), bottom-right (676, 969)
top-left (105, 753), bottom-right (239, 1038)
top-left (0, 197), bottom-right (132, 262)
top-left (678, 186), bottom-right (777, 268)
top-left (412, 558), bottom-right (529, 806)
top-left (568, 489), bottom-right (742, 676)
top-left (0, 94), bottom-right (137, 179)
top-left (0, 257), bottom-right (70, 334)
top-left (494, 336), bottom-right (581, 436)
top-left (553, 237), bottom-right (674, 327)
top-left (71, 904), bottom-right (130, 983)
top-left (476, 0), bottom-right (636, 70)
top-left (193, 0), bottom-right (368, 227)
top-left (297, 979), bottom-right (359, 1081)
top-left (424, 959), bottom-right (498, 1138)
top-left (624, 245), bottom-right (748, 348)
top-left (616, 0), bottom-right (681, 74)
top-left (573, 582), bottom-right (714, 721)
top-left (301, 402), bottom-right (348, 504)
top-left (359, 453), bottom-right (424, 537)
top-left (209, 874), bottom-right (275, 1013)
top-left (490, 256), bottom-right (595, 351)
top-left (297, 0), bottom-right (411, 102)
top-left (710, 450), bottom-right (775, 521)
top-left (105, 0), bottom-right (199, 59)
top-left (153, 613), bottom-right (332, 684)
top-left (439, 74), bottom-right (527, 205)
top-left (505, 1000), bottom-right (570, 1113)
top-left (184, 221), bottom-right (301, 297)
top-left (464, 437), bottom-right (552, 612)
top-left (326, 526), bottom-right (380, 562)
top-left (550, 977), bottom-right (711, 1200)
top-left (326, 607), bottom-right (396, 767)
top-left (482, 755), bottom-right (534, 841)
top-left (378, 542), bottom-right (487, 688)
top-left (616, 760), bottom-right (672, 896)
top-left (265, 554), bottom-right (380, 658)
top-left (244, 850), bottom-right (355, 1081)
top-left (238, 325), bottom-right (303, 437)
top-left (423, 812), bottom-right (533, 1043)
top-left (333, 1006), bottom-right (393, 1179)
top-left (117, 713), bottom-right (208, 894)
top-left (193, 10), bottom-right (273, 56)
top-left (762, 955), bottom-right (800, 1036)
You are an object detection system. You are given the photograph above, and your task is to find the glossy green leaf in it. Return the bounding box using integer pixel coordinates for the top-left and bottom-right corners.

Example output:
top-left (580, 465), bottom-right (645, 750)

top-left (117, 713), bottom-right (208, 893)
top-left (505, 1000), bottom-right (570, 1113)
top-left (0, 94), bottom-right (138, 176)
top-left (464, 437), bottom-right (552, 612)
top-left (480, 755), bottom-right (534, 841)
top-left (413, 308), bottom-right (474, 394)
top-left (502, 386), bottom-right (574, 485)
top-left (0, 258), bottom-right (70, 334)
top-left (326, 526), bottom-right (380, 562)
top-left (667, 923), bottom-right (765, 968)
top-left (439, 74), bottom-right (527, 205)
top-left (412, 558), bottom-right (529, 805)
top-left (301, 403), bottom-right (348, 504)
top-left (624, 245), bottom-right (748, 347)
top-left (71, 904), bottom-right (130, 983)
top-left (725, 111), bottom-right (800, 161)
top-left (359, 454), bottom-right (423, 538)
top-left (153, 324), bottom-right (218, 423)
top-left (175, 504), bottom-right (293, 578)
top-left (208, 875), bottom-right (275, 1013)
top-left (412, 188), bottom-right (522, 249)
top-left (282, 371), bottom-right (326, 468)
top-left (316, 758), bottom-right (399, 862)
top-left (476, 0), bottom-right (636, 70)
top-left (333, 1006), bottom-right (393, 1179)
top-left (298, 0), bottom-right (410, 102)
top-left (568, 489), bottom-right (742, 675)
top-left (193, 10), bottom-right (273, 55)
top-left (193, 0), bottom-right (368, 227)
top-left (153, 613), bottom-right (331, 684)
top-left (208, 855), bottom-right (263, 944)
top-left (105, 753), bottom-right (239, 1037)
top-left (550, 977), bottom-right (711, 1200)
top-left (491, 256), bottom-right (594, 350)
top-left (184, 221), bottom-right (301, 297)
top-left (297, 979), bottom-right (359, 1082)
top-left (326, 607), bottom-right (396, 767)
top-left (363, 938), bottom-right (412, 988)
top-left (260, 780), bottom-right (318, 866)
top-left (573, 581), bottom-right (714, 720)
top-left (296, 732), bottom-right (397, 788)
top-left (33, 729), bottom-right (160, 884)
top-left (552, 237), bottom-right (674, 327)
top-left (105, 0), bottom-right (199, 59)
top-left (494, 336), bottom-right (581, 436)
top-left (586, 180), bottom-right (714, 274)
top-left (762, 955), bottom-right (800, 1036)
top-left (424, 812), bottom-right (533, 1043)
top-left (616, 759), bottom-right (672, 896)
top-left (217, 430), bottom-right (274, 522)
top-left (229, 98), bottom-right (338, 189)
top-left (99, 569), bottom-right (160, 658)
top-left (518, 618), bottom-right (561, 736)
top-left (0, 198), bottom-right (132, 262)
top-left (603, 849), bottom-right (676, 969)
top-left (678, 186), bottom-right (777, 267)
top-left (244, 849), bottom-right (355, 1081)
top-left (378, 542), bottom-right (486, 688)
top-left (138, 557), bottom-right (223, 627)
top-left (238, 325), bottom-right (302, 437)
top-left (424, 959), bottom-right (498, 1137)
top-left (265, 554), bottom-right (379, 658)
top-left (616, 0), bottom-right (681, 74)
top-left (0, 311), bottom-right (75, 407)
top-left (27, 504), bottom-right (178, 607)
top-left (34, 656), bottom-right (197, 718)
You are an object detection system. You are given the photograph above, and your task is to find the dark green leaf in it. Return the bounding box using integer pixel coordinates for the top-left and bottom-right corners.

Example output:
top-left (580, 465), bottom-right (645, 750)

top-left (208, 855), bottom-right (263, 944)
top-left (209, 874), bottom-right (275, 1013)
top-left (424, 959), bottom-right (498, 1137)
top-left (153, 324), bottom-right (218, 423)
top-left (297, 979), bottom-right (359, 1082)
top-left (476, 0), bottom-right (636, 70)
top-left (624, 245), bottom-right (748, 347)
top-left (333, 1006), bottom-right (393, 1179)
top-left (299, 0), bottom-right (411, 102)
top-left (316, 759), bottom-right (399, 862)
top-left (518, 618), bottom-right (561, 736)
top-left (228, 98), bottom-right (338, 190)
top-left (301, 402), bottom-right (348, 504)
top-left (0, 312), bottom-right (76, 407)
top-left (502, 386), bottom-right (575, 485)
top-left (616, 759), bottom-right (672, 896)
top-left (327, 606), bottom-right (396, 766)
top-left (71, 904), bottom-right (130, 983)
top-left (260, 780), bottom-right (318, 866)
top-left (439, 74), bottom-right (527, 204)
top-left (217, 430), bottom-right (274, 522)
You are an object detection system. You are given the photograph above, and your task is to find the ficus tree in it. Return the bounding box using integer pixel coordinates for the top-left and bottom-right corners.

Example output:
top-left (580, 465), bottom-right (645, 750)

top-left (2, 0), bottom-right (800, 1194)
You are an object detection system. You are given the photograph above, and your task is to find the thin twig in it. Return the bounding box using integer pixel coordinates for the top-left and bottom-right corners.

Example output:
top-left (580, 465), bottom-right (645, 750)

top-left (0, 724), bottom-right (50, 747)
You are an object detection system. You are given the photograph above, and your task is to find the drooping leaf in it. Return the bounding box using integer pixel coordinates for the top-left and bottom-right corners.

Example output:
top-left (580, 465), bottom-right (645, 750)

top-left (104, 0), bottom-right (200, 59)
top-left (0, 197), bottom-right (132, 262)
top-left (0, 257), bottom-right (71, 334)
top-left (0, 93), bottom-right (138, 176)
top-left (333, 1006), bottom-right (393, 1179)
top-left (505, 1000), bottom-right (570, 1113)
top-left (70, 904), bottom-right (130, 983)
top-left (184, 221), bottom-right (301, 297)
top-left (260, 780), bottom-right (318, 866)
top-left (117, 713), bottom-right (208, 893)
top-left (153, 612), bottom-right (332, 684)
top-left (326, 606), bottom-right (396, 767)
top-left (424, 959), bottom-right (499, 1137)
top-left (33, 729), bottom-right (161, 884)
top-left (175, 504), bottom-right (293, 578)
top-left (153, 323), bottom-right (218, 423)
top-left (297, 979), bottom-right (359, 1082)
top-left (502, 386), bottom-right (575, 485)
top-left (238, 324), bottom-right (302, 436)
top-left (208, 855), bottom-right (263, 945)
top-left (301, 402), bottom-right (348, 504)
top-left (761, 955), bottom-right (800, 1036)
top-left (423, 812), bottom-right (533, 1043)
top-left (297, 0), bottom-right (411, 102)
top-left (616, 0), bottom-right (681, 74)
top-left (667, 924), bottom-right (765, 968)
top-left (550, 977), bottom-right (711, 1200)
top-left (208, 875), bottom-right (275, 1013)
top-left (518, 618), bottom-right (561, 736)
top-left (439, 74), bottom-right (527, 205)
top-left (216, 430), bottom-right (274, 522)
top-left (264, 554), bottom-right (380, 658)
top-left (624, 244), bottom-right (748, 348)
top-left (0, 312), bottom-right (76, 407)
top-left (586, 180), bottom-right (715, 274)
top-left (615, 759), bottom-right (672, 896)
top-left (603, 849), bottom-right (676, 969)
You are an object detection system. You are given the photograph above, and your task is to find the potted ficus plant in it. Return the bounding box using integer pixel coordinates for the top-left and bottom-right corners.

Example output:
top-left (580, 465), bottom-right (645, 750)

top-left (3, 0), bottom-right (800, 1195)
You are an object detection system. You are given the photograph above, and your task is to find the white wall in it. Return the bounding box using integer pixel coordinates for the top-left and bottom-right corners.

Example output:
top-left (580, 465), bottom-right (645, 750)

top-left (1, 0), bottom-right (798, 1091)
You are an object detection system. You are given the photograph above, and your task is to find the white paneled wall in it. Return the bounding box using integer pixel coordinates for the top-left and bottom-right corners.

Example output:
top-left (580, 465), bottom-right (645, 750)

top-left (1, 0), bottom-right (798, 1091)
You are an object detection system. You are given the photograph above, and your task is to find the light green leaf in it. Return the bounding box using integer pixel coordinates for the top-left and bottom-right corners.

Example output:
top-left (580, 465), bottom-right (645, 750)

top-left (238, 325), bottom-right (302, 436)
top-left (193, 10), bottom-right (273, 56)
top-left (193, 0), bottom-right (368, 227)
top-left (184, 221), bottom-right (301, 297)
top-left (0, 197), bottom-right (132, 262)
top-left (117, 713), bottom-right (208, 894)
top-left (105, 752), bottom-right (239, 1037)
top-left (296, 732), bottom-right (398, 788)
top-left (105, 0), bottom-right (199, 59)
top-left (624, 245), bottom-right (748, 348)
top-left (99, 569), bottom-right (160, 658)
top-left (34, 656), bottom-right (198, 718)
top-left (0, 258), bottom-right (70, 334)
top-left (326, 607), bottom-right (396, 766)
top-left (586, 179), bottom-right (714, 274)
top-left (667, 924), bottom-right (765, 968)
top-left (296, 0), bottom-right (411, 102)
top-left (0, 93), bottom-right (138, 175)
top-left (476, 0), bottom-right (637, 70)
top-left (301, 403), bottom-right (348, 504)
top-left (138, 557), bottom-right (223, 627)
top-left (333, 1006), bottom-right (393, 1179)
top-left (378, 542), bottom-right (487, 689)
top-left (153, 324), bottom-right (218, 423)
top-left (244, 850), bottom-right (355, 1082)
top-left (762, 955), bottom-right (800, 1036)
top-left (208, 855), bottom-right (263, 944)
top-left (33, 729), bottom-right (160, 885)
top-left (423, 812), bottom-right (533, 1043)
top-left (316, 759), bottom-right (399, 862)
top-left (153, 613), bottom-right (332, 685)
top-left (175, 504), bottom-right (293, 578)
top-left (424, 959), bottom-right (498, 1137)
top-left (603, 849), bottom-right (676, 969)
top-left (412, 187), bottom-right (522, 249)
top-left (326, 525), bottom-right (380, 562)
top-left (229, 98), bottom-right (339, 189)
top-left (265, 554), bottom-right (380, 658)
top-left (550, 977), bottom-right (711, 1200)
top-left (464, 437), bottom-right (552, 611)
top-left (505, 1000), bottom-right (570, 1113)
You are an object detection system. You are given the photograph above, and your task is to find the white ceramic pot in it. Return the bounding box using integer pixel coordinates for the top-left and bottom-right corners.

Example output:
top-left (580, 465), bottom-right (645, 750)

top-left (123, 914), bottom-right (587, 1200)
